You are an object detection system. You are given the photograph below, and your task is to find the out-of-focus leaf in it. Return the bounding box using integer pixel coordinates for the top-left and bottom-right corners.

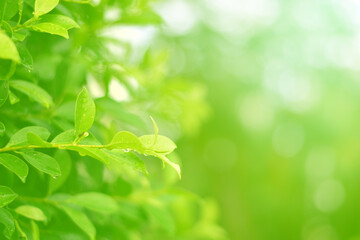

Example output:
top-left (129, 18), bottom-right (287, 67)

top-left (0, 122), bottom-right (5, 136)
top-left (30, 221), bottom-right (39, 240)
top-left (0, 80), bottom-right (8, 107)
top-left (6, 126), bottom-right (50, 147)
top-left (9, 80), bottom-right (54, 108)
top-left (0, 0), bottom-right (19, 20)
top-left (68, 192), bottom-right (118, 214)
top-left (0, 208), bottom-right (15, 239)
top-left (107, 150), bottom-right (148, 176)
top-left (75, 88), bottom-right (95, 136)
top-left (19, 150), bottom-right (61, 177)
top-left (48, 150), bottom-right (72, 194)
top-left (0, 153), bottom-right (28, 182)
top-left (8, 90), bottom-right (19, 104)
top-left (62, 206), bottom-right (96, 240)
top-left (0, 31), bottom-right (20, 63)
top-left (15, 205), bottom-right (47, 221)
top-left (144, 203), bottom-right (175, 234)
top-left (0, 186), bottom-right (17, 207)
top-left (34, 0), bottom-right (59, 17)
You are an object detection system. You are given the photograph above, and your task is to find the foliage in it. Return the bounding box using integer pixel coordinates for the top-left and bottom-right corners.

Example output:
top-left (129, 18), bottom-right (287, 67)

top-left (0, 0), bottom-right (226, 239)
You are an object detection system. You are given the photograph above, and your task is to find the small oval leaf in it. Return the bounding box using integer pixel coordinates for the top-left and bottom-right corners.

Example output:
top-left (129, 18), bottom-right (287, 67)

top-left (7, 126), bottom-right (50, 147)
top-left (0, 31), bottom-right (20, 63)
top-left (75, 88), bottom-right (95, 136)
top-left (34, 0), bottom-right (59, 17)
top-left (19, 150), bottom-right (61, 177)
top-left (0, 153), bottom-right (29, 183)
top-left (0, 186), bottom-right (17, 208)
top-left (15, 205), bottom-right (47, 221)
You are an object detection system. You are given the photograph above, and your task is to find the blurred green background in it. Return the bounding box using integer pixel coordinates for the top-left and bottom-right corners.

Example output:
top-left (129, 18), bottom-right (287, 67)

top-left (151, 0), bottom-right (360, 239)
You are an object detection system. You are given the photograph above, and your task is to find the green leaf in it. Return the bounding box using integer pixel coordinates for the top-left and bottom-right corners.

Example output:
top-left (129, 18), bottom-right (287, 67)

top-left (30, 221), bottom-right (39, 240)
top-left (152, 153), bottom-right (181, 179)
top-left (139, 135), bottom-right (177, 153)
top-left (108, 131), bottom-right (144, 152)
top-left (144, 203), bottom-right (175, 234)
top-left (68, 192), bottom-right (118, 214)
top-left (6, 126), bottom-right (50, 147)
top-left (8, 90), bottom-right (19, 104)
top-left (0, 153), bottom-right (29, 182)
top-left (31, 22), bottom-right (69, 39)
top-left (38, 14), bottom-right (79, 30)
top-left (0, 80), bottom-right (9, 107)
top-left (62, 206), bottom-right (96, 240)
top-left (0, 185), bottom-right (17, 208)
top-left (0, 122), bottom-right (5, 137)
top-left (0, 31), bottom-right (20, 63)
top-left (27, 132), bottom-right (52, 147)
top-left (64, 146), bottom-right (109, 165)
top-left (107, 150), bottom-right (148, 176)
top-left (48, 150), bottom-right (72, 194)
top-left (51, 129), bottom-right (76, 144)
top-left (9, 80), bottom-right (54, 108)
top-left (34, 0), bottom-right (59, 17)
top-left (0, 0), bottom-right (19, 20)
top-left (15, 205), bottom-right (47, 221)
top-left (75, 88), bottom-right (96, 136)
top-left (0, 208), bottom-right (15, 239)
top-left (15, 43), bottom-right (33, 70)
top-left (19, 150), bottom-right (61, 177)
